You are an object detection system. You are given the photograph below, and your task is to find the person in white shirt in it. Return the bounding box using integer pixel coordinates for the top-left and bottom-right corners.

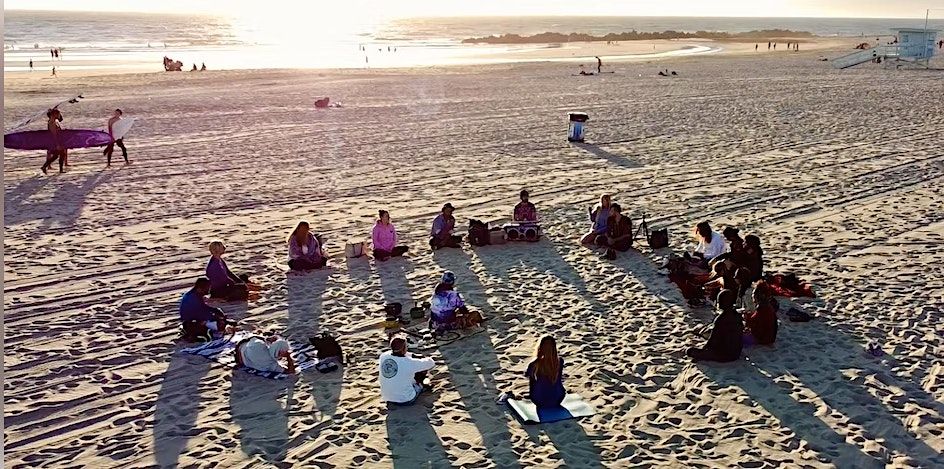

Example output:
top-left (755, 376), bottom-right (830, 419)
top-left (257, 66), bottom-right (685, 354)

top-left (690, 221), bottom-right (727, 265)
top-left (236, 336), bottom-right (295, 374)
top-left (379, 336), bottom-right (434, 405)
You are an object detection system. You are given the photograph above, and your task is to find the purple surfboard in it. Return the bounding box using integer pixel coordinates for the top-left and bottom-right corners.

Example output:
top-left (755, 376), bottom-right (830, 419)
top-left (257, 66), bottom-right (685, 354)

top-left (4, 129), bottom-right (113, 151)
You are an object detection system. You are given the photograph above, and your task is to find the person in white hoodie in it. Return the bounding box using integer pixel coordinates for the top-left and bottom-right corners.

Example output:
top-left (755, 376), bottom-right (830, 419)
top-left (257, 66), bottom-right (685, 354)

top-left (379, 336), bottom-right (434, 405)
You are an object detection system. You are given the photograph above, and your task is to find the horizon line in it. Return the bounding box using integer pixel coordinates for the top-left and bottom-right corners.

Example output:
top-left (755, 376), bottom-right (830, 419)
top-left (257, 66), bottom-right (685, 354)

top-left (3, 9), bottom-right (933, 21)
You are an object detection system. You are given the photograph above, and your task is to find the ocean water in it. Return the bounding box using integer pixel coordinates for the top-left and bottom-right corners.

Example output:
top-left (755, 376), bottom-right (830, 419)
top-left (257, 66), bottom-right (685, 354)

top-left (5, 10), bottom-right (942, 72)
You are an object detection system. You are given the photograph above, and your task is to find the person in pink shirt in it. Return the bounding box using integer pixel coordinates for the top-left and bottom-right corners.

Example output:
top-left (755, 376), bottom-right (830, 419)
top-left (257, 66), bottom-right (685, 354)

top-left (373, 210), bottom-right (409, 261)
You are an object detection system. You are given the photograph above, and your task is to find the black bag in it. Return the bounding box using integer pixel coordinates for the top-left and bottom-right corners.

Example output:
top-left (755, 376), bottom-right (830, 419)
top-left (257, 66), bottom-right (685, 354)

top-left (648, 228), bottom-right (669, 249)
top-left (309, 332), bottom-right (344, 364)
top-left (384, 302), bottom-right (403, 320)
top-left (410, 302), bottom-right (430, 319)
top-left (468, 219), bottom-right (490, 247)
top-left (635, 213), bottom-right (669, 249)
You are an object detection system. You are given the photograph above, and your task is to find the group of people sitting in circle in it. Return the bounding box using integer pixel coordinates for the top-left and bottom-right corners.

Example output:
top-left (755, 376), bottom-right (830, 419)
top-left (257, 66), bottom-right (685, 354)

top-left (668, 221), bottom-right (779, 363)
top-left (177, 189), bottom-right (780, 408)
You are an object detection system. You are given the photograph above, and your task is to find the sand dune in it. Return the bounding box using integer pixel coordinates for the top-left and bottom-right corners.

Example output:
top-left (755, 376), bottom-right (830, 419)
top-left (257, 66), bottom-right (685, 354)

top-left (4, 48), bottom-right (944, 468)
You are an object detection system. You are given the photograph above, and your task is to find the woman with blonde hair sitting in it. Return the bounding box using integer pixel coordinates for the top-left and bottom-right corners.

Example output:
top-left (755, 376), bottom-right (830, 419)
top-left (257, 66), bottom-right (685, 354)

top-left (206, 241), bottom-right (258, 300)
top-left (288, 221), bottom-right (327, 271)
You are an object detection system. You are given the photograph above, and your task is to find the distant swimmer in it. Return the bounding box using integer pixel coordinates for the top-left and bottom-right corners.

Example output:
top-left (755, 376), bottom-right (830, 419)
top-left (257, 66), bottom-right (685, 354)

top-left (595, 56), bottom-right (602, 74)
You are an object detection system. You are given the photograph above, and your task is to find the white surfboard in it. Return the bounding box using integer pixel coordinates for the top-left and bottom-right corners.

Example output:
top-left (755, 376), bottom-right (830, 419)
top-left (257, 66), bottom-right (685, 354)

top-left (101, 117), bottom-right (136, 140)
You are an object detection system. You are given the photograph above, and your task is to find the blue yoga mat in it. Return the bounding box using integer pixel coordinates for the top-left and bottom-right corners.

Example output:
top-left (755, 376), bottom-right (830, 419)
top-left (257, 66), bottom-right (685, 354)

top-left (507, 394), bottom-right (596, 424)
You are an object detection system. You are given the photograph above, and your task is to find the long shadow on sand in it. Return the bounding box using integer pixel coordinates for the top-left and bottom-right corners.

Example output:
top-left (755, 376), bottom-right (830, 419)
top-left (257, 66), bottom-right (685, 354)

top-left (572, 142), bottom-right (643, 170)
top-left (376, 256), bottom-right (417, 307)
top-left (385, 402), bottom-right (452, 469)
top-left (4, 171), bottom-right (113, 231)
top-left (286, 272), bottom-right (343, 418)
top-left (229, 372), bottom-right (293, 465)
top-left (609, 248), bottom-right (943, 465)
top-left (432, 248), bottom-right (522, 467)
top-left (522, 420), bottom-right (604, 469)
top-left (699, 311), bottom-right (944, 468)
top-left (152, 352), bottom-right (212, 469)
top-left (472, 238), bottom-right (609, 315)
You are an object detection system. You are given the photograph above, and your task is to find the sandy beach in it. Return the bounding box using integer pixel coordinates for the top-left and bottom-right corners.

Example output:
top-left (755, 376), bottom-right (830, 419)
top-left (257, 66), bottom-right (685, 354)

top-left (4, 41), bottom-right (944, 468)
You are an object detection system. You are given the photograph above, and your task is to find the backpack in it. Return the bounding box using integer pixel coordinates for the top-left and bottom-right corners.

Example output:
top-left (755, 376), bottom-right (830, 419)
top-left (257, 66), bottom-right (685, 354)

top-left (309, 332), bottom-right (345, 364)
top-left (468, 219), bottom-right (490, 247)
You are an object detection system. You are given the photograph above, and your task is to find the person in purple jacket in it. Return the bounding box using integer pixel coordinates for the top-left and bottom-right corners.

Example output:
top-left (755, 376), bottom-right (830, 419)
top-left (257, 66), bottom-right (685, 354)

top-left (372, 210), bottom-right (409, 261)
top-left (206, 241), bottom-right (258, 300)
top-left (288, 221), bottom-right (327, 271)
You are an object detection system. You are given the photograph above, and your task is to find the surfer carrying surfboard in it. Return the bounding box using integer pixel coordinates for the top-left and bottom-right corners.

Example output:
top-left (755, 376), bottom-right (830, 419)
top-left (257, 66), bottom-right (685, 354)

top-left (103, 109), bottom-right (130, 166)
top-left (40, 109), bottom-right (66, 174)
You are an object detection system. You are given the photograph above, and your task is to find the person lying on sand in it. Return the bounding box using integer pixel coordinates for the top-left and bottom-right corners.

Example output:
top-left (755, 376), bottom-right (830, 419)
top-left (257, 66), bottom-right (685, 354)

top-left (686, 289), bottom-right (743, 363)
top-left (581, 194), bottom-right (612, 245)
top-left (287, 221), bottom-right (328, 271)
top-left (430, 203), bottom-right (462, 249)
top-left (372, 210), bottom-right (409, 261)
top-left (596, 203), bottom-right (633, 259)
top-left (743, 282), bottom-right (778, 346)
top-left (525, 336), bottom-right (566, 408)
top-left (513, 189), bottom-right (538, 222)
top-left (179, 277), bottom-right (234, 340)
top-left (236, 336), bottom-right (295, 374)
top-left (380, 336), bottom-right (434, 406)
top-left (206, 241), bottom-right (259, 301)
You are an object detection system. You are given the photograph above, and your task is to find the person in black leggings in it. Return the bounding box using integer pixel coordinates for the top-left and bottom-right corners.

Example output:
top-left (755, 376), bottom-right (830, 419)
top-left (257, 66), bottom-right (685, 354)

top-left (103, 109), bottom-right (130, 166)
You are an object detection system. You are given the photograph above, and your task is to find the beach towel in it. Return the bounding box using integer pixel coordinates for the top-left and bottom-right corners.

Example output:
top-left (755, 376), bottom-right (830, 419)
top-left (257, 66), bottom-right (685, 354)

top-left (507, 394), bottom-right (596, 424)
top-left (180, 331), bottom-right (319, 379)
top-left (765, 273), bottom-right (815, 298)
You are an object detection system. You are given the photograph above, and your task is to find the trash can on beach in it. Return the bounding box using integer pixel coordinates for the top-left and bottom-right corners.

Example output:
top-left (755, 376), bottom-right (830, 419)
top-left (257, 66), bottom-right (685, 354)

top-left (568, 112), bottom-right (589, 142)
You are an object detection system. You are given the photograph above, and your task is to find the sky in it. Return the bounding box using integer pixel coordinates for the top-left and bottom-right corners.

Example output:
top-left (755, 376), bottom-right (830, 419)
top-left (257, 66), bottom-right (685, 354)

top-left (4, 0), bottom-right (939, 19)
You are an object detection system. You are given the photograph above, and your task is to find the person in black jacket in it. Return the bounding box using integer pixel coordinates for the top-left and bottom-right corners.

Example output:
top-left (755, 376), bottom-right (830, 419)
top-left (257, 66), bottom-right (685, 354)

top-left (686, 289), bottom-right (743, 362)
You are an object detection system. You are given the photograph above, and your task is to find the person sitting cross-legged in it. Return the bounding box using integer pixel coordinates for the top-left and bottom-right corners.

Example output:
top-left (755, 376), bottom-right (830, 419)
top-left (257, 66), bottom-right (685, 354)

top-left (372, 210), bottom-right (409, 261)
top-left (596, 203), bottom-right (633, 259)
top-left (206, 241), bottom-right (259, 300)
top-left (379, 336), bottom-right (435, 406)
top-left (430, 203), bottom-right (462, 249)
top-left (287, 221), bottom-right (327, 271)
top-left (686, 289), bottom-right (743, 363)
top-left (525, 336), bottom-right (567, 408)
top-left (179, 277), bottom-right (233, 341)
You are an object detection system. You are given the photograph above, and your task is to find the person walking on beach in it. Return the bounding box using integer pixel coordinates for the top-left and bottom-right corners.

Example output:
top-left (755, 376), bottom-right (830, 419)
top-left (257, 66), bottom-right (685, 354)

top-left (755, 44), bottom-right (758, 51)
top-left (595, 56), bottom-right (602, 74)
top-left (50, 48), bottom-right (54, 59)
top-left (103, 109), bottom-right (130, 166)
top-left (767, 41), bottom-right (771, 50)
top-left (51, 67), bottom-right (56, 77)
top-left (29, 59), bottom-right (33, 71)
top-left (41, 109), bottom-right (65, 174)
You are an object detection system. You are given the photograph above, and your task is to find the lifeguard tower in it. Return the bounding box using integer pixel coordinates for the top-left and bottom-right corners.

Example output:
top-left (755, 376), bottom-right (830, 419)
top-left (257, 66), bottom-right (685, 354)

top-left (832, 27), bottom-right (939, 69)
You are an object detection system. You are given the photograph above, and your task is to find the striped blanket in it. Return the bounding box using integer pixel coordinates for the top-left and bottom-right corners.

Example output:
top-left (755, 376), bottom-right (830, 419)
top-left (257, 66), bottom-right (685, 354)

top-left (180, 331), bottom-right (320, 379)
